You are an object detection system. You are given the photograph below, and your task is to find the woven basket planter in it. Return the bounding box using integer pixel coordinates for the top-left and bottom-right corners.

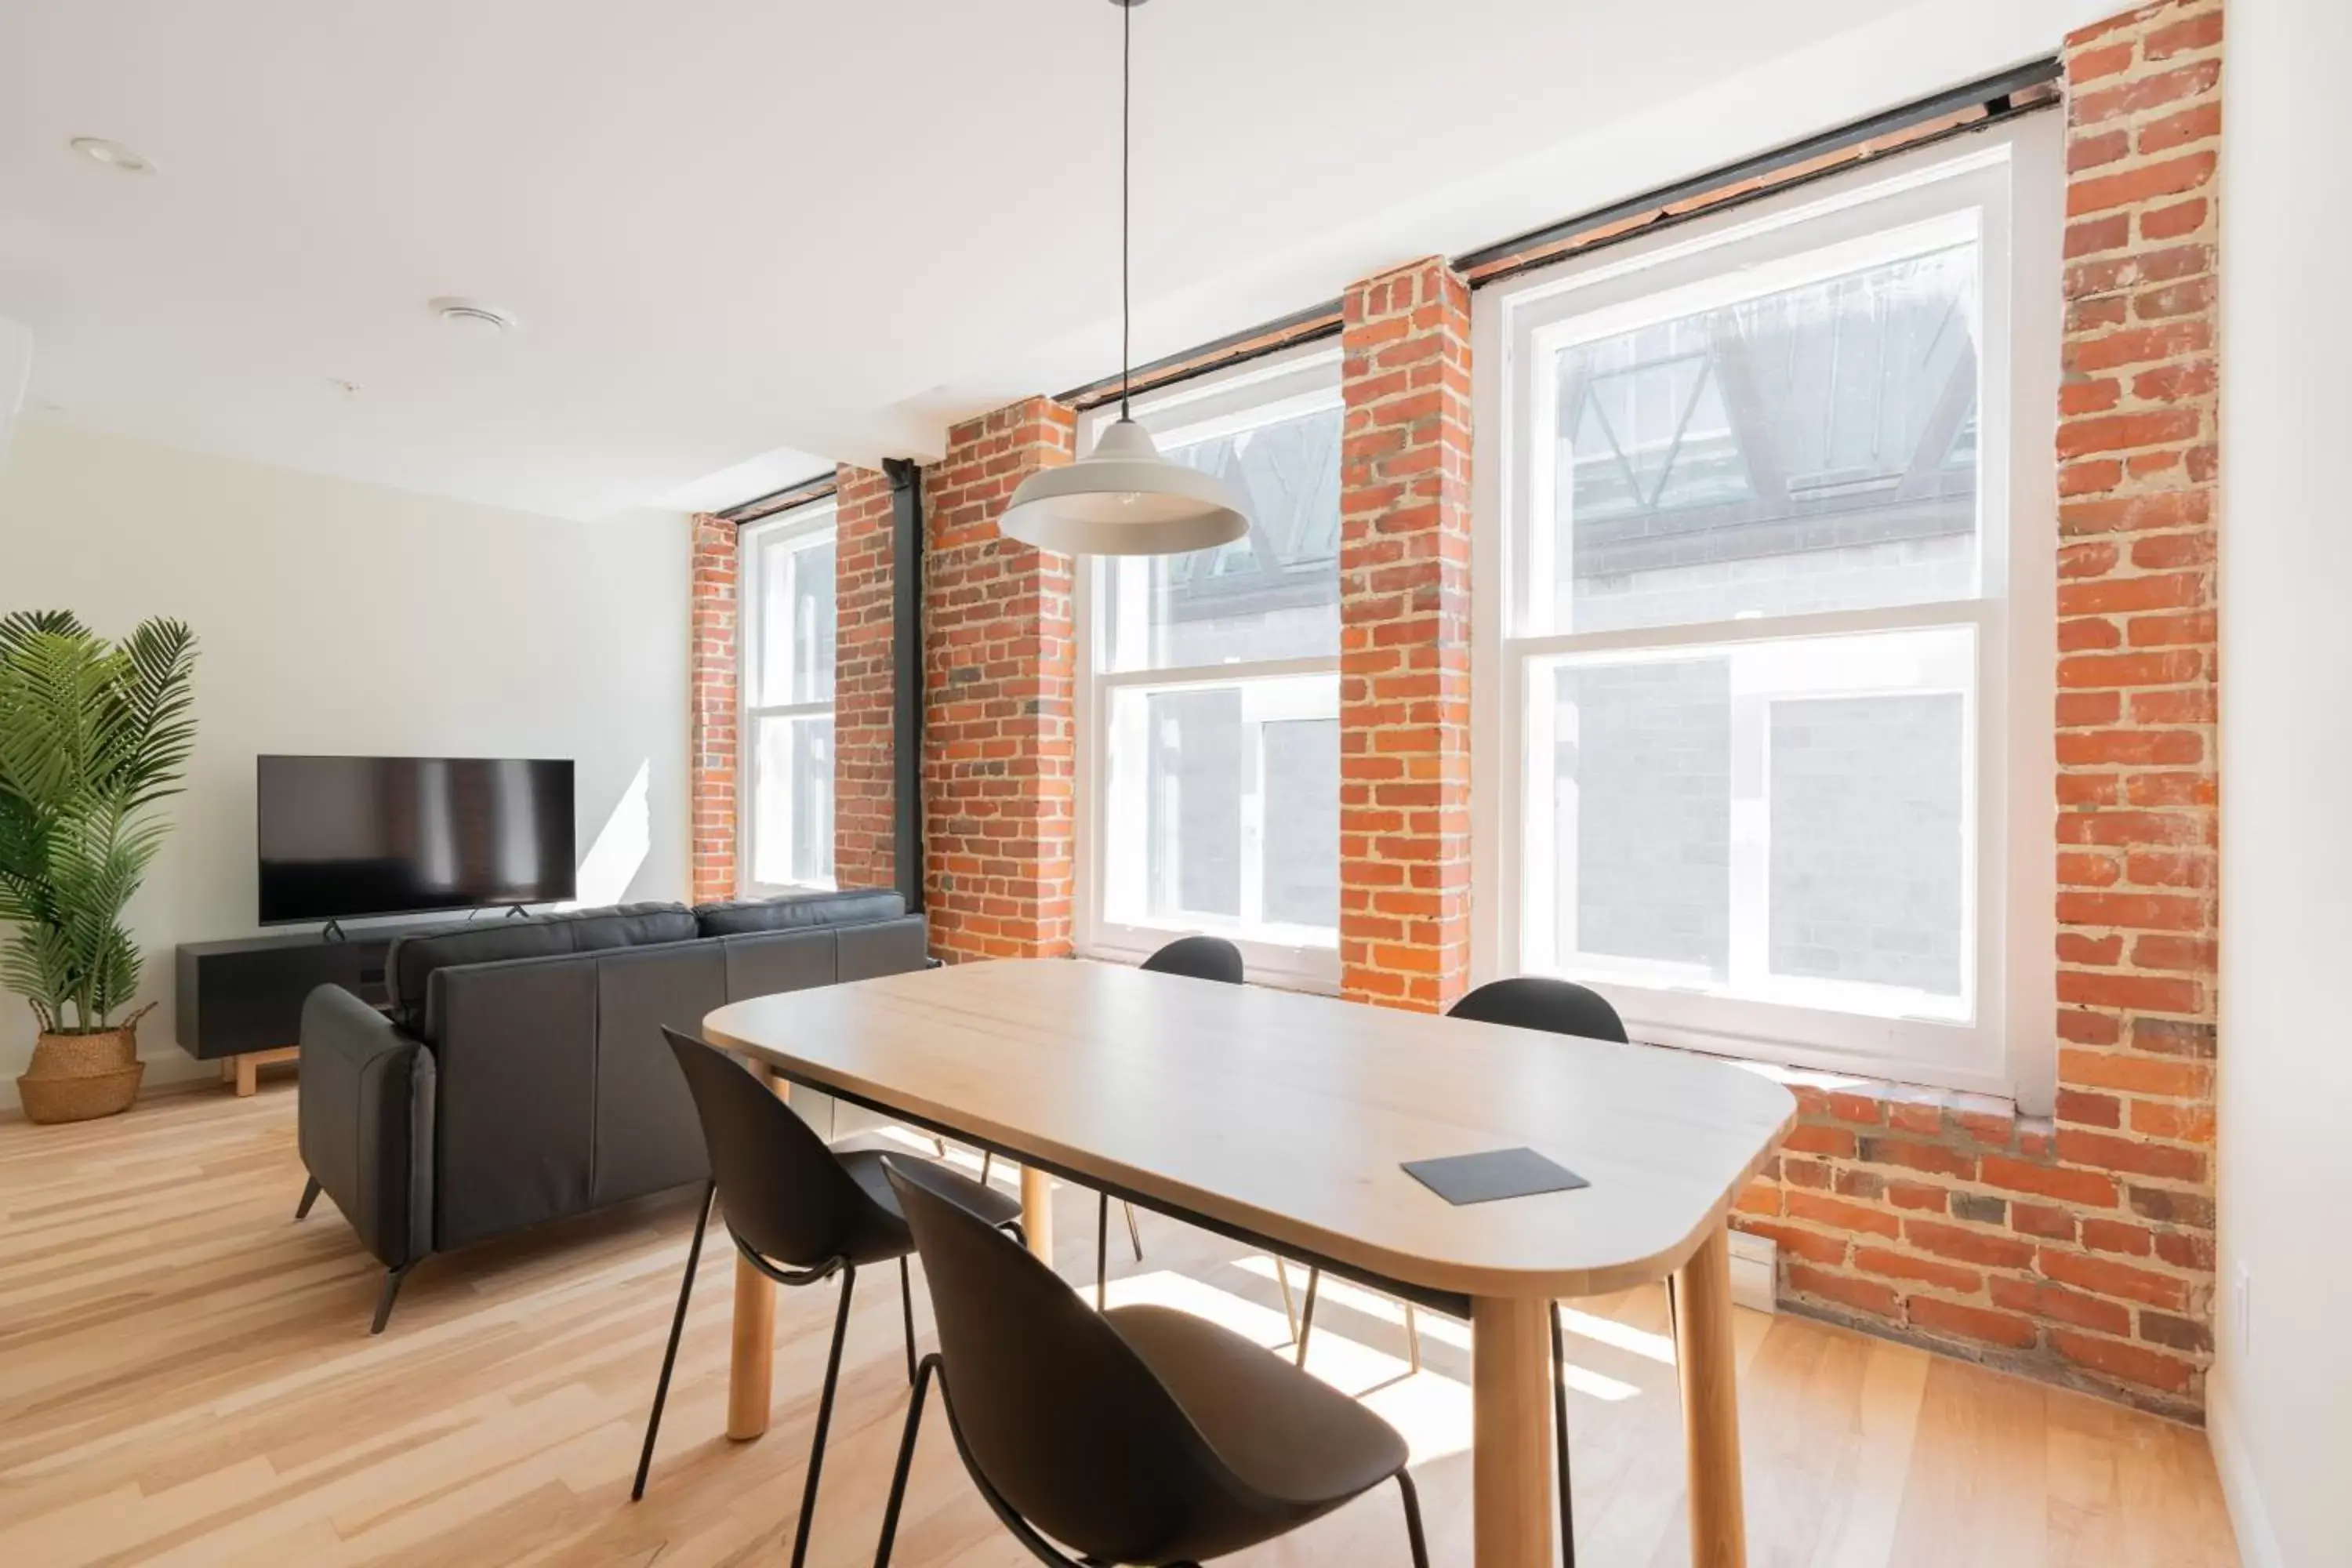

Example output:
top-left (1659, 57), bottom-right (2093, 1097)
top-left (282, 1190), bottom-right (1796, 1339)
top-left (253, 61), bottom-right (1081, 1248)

top-left (16, 1010), bottom-right (149, 1124)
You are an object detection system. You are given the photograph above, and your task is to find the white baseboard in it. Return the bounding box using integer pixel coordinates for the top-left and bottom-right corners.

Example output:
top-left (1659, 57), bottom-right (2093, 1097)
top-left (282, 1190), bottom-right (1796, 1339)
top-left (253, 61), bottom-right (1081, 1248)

top-left (1730, 1231), bottom-right (1777, 1314)
top-left (2205, 1366), bottom-right (2285, 1568)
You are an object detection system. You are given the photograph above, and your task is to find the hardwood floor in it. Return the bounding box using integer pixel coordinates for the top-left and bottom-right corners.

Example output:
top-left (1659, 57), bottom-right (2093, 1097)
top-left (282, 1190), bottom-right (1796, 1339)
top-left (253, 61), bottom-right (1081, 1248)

top-left (0, 1086), bottom-right (2238, 1567)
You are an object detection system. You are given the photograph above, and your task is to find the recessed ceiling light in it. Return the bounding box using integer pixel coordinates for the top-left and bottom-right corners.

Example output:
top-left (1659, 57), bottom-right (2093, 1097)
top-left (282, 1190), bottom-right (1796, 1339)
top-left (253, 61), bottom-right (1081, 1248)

top-left (70, 137), bottom-right (155, 174)
top-left (428, 297), bottom-right (518, 335)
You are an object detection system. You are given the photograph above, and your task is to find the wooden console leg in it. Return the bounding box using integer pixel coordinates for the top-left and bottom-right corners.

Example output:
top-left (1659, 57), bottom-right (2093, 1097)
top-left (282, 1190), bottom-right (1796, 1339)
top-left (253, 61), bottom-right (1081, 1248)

top-left (234, 1054), bottom-right (258, 1097)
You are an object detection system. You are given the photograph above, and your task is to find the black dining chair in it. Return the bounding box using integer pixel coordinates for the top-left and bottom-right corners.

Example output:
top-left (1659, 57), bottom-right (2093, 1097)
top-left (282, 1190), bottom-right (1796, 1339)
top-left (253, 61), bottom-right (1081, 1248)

top-left (632, 1028), bottom-right (1026, 1568)
top-left (876, 1156), bottom-right (1430, 1568)
top-left (1292, 975), bottom-right (1630, 1568)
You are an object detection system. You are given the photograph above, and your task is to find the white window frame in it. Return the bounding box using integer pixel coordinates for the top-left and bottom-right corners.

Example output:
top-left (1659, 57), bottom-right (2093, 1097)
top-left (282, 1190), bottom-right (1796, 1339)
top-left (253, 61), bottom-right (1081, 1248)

top-left (738, 499), bottom-right (840, 897)
top-left (1075, 345), bottom-right (1345, 991)
top-left (1471, 118), bottom-right (2060, 1106)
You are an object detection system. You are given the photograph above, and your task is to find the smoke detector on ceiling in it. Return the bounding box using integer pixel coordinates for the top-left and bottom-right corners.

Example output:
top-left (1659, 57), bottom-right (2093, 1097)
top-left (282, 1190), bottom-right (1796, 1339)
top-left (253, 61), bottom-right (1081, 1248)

top-left (70, 136), bottom-right (155, 174)
top-left (428, 298), bottom-right (518, 335)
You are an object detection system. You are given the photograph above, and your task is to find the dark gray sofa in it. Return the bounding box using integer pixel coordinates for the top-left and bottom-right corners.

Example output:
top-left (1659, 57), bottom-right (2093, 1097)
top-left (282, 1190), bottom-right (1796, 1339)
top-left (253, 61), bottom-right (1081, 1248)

top-left (294, 889), bottom-right (925, 1330)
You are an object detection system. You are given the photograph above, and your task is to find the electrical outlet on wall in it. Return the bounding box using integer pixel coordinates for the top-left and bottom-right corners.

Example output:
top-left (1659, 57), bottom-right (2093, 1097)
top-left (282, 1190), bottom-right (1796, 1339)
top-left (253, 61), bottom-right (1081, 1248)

top-left (2232, 1261), bottom-right (2253, 1357)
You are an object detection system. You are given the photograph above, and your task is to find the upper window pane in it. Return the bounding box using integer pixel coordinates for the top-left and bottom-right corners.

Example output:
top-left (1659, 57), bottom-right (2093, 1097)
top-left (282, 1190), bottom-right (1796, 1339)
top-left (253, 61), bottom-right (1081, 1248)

top-left (754, 528), bottom-right (835, 706)
top-left (1538, 240), bottom-right (1981, 635)
top-left (1098, 402), bottom-right (1342, 671)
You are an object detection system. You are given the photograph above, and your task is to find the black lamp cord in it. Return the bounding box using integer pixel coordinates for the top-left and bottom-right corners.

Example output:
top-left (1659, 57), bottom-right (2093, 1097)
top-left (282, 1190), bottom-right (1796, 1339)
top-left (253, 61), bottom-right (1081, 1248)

top-left (1120, 0), bottom-right (1132, 423)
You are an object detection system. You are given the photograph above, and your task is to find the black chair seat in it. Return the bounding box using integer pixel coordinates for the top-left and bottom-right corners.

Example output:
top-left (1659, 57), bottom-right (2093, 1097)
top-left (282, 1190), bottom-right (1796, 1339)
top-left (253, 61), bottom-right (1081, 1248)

top-left (1106, 1303), bottom-right (1408, 1510)
top-left (838, 1147), bottom-right (1022, 1262)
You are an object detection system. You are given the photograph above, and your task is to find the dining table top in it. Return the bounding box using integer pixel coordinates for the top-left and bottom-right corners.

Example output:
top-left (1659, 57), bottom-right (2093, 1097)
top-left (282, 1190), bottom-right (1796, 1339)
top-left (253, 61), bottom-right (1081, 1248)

top-left (703, 956), bottom-right (1797, 1301)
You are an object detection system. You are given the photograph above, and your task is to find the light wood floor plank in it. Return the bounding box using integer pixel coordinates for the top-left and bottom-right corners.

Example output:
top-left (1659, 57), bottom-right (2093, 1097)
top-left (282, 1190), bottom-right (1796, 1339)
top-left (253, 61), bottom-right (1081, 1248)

top-left (0, 1087), bottom-right (2238, 1567)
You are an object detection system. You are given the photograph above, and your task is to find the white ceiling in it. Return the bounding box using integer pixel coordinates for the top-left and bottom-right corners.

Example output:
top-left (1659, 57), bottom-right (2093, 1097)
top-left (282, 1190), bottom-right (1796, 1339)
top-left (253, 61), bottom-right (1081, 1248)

top-left (0, 0), bottom-right (2112, 521)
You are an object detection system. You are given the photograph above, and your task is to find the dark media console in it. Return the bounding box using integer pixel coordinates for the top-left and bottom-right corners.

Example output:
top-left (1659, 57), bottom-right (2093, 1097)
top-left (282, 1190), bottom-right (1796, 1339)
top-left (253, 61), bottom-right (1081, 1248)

top-left (174, 922), bottom-right (447, 1095)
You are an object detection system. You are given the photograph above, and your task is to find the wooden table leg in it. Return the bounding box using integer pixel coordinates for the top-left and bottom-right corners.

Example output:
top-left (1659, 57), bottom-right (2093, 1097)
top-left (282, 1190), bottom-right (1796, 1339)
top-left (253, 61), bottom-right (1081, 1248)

top-left (725, 1065), bottom-right (786, 1440)
top-left (1019, 1164), bottom-right (1054, 1267)
top-left (1672, 1223), bottom-right (1749, 1568)
top-left (1471, 1294), bottom-right (1555, 1568)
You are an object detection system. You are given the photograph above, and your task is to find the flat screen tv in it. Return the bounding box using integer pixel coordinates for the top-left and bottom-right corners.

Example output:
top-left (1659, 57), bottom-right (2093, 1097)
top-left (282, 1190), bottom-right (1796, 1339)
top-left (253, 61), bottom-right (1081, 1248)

top-left (257, 755), bottom-right (577, 925)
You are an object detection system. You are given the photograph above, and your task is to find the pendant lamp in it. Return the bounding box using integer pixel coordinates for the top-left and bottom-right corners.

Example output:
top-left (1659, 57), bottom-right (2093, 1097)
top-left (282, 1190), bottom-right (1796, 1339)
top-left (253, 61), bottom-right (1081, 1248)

top-left (998, 0), bottom-right (1253, 557)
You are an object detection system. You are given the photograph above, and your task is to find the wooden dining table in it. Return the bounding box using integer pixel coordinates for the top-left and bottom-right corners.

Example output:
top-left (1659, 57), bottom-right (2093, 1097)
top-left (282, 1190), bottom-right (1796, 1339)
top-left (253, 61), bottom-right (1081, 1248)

top-left (703, 957), bottom-right (1795, 1568)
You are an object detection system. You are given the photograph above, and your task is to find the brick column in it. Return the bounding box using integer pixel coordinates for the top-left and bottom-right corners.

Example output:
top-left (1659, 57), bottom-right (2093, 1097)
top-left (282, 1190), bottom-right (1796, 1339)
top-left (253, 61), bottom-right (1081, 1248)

top-left (833, 464), bottom-right (897, 891)
top-left (688, 511), bottom-right (739, 904)
top-left (1337, 258), bottom-right (1474, 1011)
top-left (920, 397), bottom-right (1078, 961)
top-left (2049, 0), bottom-right (2221, 1399)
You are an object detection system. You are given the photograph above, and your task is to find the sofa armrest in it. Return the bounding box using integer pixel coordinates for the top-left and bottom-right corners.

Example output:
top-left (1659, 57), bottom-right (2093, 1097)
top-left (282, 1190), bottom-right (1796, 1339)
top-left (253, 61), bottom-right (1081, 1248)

top-left (298, 984), bottom-right (435, 1270)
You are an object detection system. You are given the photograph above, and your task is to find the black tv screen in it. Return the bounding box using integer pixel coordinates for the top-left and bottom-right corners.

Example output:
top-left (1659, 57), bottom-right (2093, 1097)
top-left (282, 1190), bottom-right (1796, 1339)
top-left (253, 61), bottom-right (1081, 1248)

top-left (257, 755), bottom-right (577, 924)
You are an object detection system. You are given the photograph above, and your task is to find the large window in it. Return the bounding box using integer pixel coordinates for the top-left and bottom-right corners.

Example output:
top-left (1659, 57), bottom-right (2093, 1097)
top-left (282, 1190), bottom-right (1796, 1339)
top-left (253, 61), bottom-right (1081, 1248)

top-left (1474, 125), bottom-right (2058, 1098)
top-left (739, 501), bottom-right (837, 894)
top-left (1077, 349), bottom-right (1343, 987)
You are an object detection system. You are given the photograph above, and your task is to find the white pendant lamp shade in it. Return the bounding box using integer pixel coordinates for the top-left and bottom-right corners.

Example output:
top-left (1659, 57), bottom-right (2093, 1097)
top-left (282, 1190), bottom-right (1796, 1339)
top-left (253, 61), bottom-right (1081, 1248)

top-left (999, 418), bottom-right (1250, 556)
top-left (995, 0), bottom-right (1254, 557)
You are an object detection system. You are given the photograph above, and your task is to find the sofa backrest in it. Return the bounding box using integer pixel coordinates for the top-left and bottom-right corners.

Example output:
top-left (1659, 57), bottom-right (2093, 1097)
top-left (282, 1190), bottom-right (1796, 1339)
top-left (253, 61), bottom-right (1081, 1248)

top-left (694, 887), bottom-right (904, 937)
top-left (385, 902), bottom-right (698, 1034)
top-left (419, 912), bottom-right (929, 1253)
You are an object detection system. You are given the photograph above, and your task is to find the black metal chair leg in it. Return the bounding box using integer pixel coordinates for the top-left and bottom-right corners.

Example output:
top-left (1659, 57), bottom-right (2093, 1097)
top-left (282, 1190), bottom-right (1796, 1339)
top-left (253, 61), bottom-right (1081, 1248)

top-left (789, 1264), bottom-right (858, 1568)
top-left (900, 1257), bottom-right (918, 1386)
top-left (295, 1175), bottom-right (321, 1220)
top-left (1096, 1191), bottom-right (1111, 1310)
top-left (1396, 1468), bottom-right (1432, 1568)
top-left (369, 1261), bottom-right (415, 1335)
top-left (1665, 1273), bottom-right (1679, 1341)
top-left (633, 1181), bottom-right (715, 1501)
top-left (874, 1354), bottom-right (938, 1568)
top-left (1551, 1300), bottom-right (1577, 1567)
top-left (1121, 1200), bottom-right (1143, 1261)
top-left (1294, 1267), bottom-right (1320, 1368)
top-left (979, 1150), bottom-right (993, 1185)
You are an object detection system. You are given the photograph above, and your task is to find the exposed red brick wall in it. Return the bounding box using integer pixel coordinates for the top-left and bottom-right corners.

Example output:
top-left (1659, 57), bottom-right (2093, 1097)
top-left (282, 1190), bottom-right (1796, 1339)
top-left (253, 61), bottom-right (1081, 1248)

top-left (833, 464), bottom-right (898, 891)
top-left (1731, 0), bottom-right (2221, 1421)
top-left (1337, 258), bottom-right (1475, 1012)
top-left (689, 512), bottom-right (739, 905)
top-left (920, 397), bottom-right (1078, 962)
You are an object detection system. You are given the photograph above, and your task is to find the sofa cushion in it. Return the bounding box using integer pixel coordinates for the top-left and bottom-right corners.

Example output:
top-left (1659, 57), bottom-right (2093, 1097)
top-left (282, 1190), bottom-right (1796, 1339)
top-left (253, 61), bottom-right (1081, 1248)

top-left (694, 888), bottom-right (906, 938)
top-left (385, 902), bottom-right (697, 1033)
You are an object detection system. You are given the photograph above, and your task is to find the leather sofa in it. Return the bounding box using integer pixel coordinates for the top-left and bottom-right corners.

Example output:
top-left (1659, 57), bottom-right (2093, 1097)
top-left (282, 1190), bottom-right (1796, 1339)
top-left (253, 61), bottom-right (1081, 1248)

top-left (294, 889), bottom-right (926, 1331)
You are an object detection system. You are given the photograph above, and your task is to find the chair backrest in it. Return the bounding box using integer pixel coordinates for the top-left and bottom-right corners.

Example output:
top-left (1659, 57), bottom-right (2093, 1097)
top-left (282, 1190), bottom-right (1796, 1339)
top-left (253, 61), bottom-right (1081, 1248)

top-left (661, 1027), bottom-right (875, 1267)
top-left (1447, 976), bottom-right (1630, 1043)
top-left (886, 1158), bottom-right (1221, 1563)
top-left (1140, 935), bottom-right (1246, 985)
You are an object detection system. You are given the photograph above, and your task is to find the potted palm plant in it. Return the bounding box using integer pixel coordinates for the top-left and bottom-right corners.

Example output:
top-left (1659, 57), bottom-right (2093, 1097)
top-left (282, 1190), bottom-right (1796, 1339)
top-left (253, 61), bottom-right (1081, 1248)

top-left (0, 612), bottom-right (198, 1123)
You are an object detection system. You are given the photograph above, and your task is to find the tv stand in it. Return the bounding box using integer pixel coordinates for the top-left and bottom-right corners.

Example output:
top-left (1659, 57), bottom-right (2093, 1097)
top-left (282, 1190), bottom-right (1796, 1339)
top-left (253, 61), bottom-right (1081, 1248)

top-left (175, 918), bottom-right (449, 1096)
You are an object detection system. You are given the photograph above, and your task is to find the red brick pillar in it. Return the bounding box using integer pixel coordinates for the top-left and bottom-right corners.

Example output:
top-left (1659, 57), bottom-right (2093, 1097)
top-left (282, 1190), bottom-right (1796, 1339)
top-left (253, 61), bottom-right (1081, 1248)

top-left (920, 397), bottom-right (1078, 961)
top-left (1337, 258), bottom-right (1474, 1011)
top-left (688, 511), bottom-right (739, 904)
top-left (2050, 0), bottom-right (2221, 1397)
top-left (833, 464), bottom-right (898, 891)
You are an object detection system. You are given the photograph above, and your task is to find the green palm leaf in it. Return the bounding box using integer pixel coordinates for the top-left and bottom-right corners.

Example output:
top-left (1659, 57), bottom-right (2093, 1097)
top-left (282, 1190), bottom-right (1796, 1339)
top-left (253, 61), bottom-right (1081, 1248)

top-left (0, 615), bottom-right (198, 1032)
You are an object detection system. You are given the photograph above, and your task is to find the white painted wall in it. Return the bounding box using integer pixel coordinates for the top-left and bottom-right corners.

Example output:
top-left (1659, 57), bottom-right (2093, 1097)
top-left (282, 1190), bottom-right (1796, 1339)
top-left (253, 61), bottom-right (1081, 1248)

top-left (2211, 2), bottom-right (2352, 1564)
top-left (0, 423), bottom-right (691, 1107)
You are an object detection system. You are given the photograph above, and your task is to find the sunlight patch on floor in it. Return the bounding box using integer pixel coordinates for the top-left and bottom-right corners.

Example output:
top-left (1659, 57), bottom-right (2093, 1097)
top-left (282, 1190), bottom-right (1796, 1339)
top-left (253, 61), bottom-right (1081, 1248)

top-left (1229, 1255), bottom-right (1645, 1399)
